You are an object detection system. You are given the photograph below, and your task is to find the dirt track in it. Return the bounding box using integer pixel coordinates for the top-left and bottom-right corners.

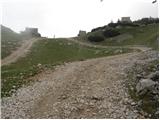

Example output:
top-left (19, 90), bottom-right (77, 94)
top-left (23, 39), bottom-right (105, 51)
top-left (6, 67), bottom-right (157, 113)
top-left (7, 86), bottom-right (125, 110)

top-left (1, 38), bottom-right (38, 66)
top-left (2, 49), bottom-right (157, 119)
top-left (1, 38), bottom-right (156, 119)
top-left (1, 37), bottom-right (149, 66)
top-left (67, 38), bottom-right (151, 52)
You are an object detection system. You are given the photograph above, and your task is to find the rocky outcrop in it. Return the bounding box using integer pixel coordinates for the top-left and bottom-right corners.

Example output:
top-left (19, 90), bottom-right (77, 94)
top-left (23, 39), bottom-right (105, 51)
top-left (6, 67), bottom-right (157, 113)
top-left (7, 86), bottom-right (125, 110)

top-left (125, 50), bottom-right (159, 118)
top-left (136, 79), bottom-right (156, 95)
top-left (147, 71), bottom-right (159, 81)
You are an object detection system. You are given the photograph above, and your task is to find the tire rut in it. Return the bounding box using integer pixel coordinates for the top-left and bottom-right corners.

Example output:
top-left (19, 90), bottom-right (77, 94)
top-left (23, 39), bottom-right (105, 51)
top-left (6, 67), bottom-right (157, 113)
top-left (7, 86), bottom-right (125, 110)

top-left (1, 38), bottom-right (39, 66)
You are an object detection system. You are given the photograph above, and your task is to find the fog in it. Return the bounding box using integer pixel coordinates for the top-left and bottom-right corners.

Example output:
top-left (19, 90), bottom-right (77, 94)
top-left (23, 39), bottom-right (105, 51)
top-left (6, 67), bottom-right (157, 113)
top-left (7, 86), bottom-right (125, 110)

top-left (1, 0), bottom-right (159, 38)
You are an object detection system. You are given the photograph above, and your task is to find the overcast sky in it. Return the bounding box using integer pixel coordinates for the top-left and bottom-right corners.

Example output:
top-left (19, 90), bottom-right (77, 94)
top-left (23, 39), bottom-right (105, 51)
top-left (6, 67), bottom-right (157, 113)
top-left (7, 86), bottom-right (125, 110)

top-left (1, 0), bottom-right (159, 38)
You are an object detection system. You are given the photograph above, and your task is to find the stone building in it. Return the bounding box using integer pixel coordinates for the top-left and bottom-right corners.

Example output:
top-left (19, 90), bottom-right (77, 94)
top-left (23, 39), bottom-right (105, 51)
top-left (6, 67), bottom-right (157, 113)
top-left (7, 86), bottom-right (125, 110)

top-left (21, 27), bottom-right (41, 37)
top-left (78, 30), bottom-right (86, 37)
top-left (121, 17), bottom-right (132, 23)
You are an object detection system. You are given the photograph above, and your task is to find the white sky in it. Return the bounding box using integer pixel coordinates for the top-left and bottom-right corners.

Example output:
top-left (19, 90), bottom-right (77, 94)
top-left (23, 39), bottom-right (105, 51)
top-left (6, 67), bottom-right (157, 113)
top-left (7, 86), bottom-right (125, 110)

top-left (1, 0), bottom-right (159, 38)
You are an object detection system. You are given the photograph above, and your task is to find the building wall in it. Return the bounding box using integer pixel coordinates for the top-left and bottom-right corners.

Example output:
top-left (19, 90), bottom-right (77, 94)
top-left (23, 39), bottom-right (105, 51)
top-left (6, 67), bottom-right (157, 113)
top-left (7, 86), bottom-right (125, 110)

top-left (78, 30), bottom-right (86, 37)
top-left (25, 28), bottom-right (38, 34)
top-left (21, 27), bottom-right (41, 38)
top-left (121, 17), bottom-right (131, 22)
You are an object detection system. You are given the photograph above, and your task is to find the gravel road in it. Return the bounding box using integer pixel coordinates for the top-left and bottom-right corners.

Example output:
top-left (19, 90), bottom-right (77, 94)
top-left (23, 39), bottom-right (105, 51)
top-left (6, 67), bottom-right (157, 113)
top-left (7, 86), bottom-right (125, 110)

top-left (1, 37), bottom-right (156, 118)
top-left (2, 50), bottom-right (156, 119)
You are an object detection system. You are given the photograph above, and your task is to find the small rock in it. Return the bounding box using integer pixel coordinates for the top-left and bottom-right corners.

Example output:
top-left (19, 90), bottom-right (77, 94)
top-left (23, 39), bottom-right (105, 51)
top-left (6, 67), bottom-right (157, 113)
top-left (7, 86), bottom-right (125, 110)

top-left (147, 71), bottom-right (159, 82)
top-left (136, 79), bottom-right (156, 95)
top-left (104, 51), bottom-right (109, 54)
top-left (94, 50), bottom-right (100, 55)
top-left (137, 100), bottom-right (143, 106)
top-left (67, 43), bottom-right (72, 45)
top-left (123, 98), bottom-right (129, 103)
top-left (131, 102), bottom-right (136, 106)
top-left (148, 114), bottom-right (152, 117)
top-left (136, 74), bottom-right (143, 80)
top-left (20, 73), bottom-right (23, 75)
top-left (37, 63), bottom-right (42, 67)
top-left (155, 111), bottom-right (159, 116)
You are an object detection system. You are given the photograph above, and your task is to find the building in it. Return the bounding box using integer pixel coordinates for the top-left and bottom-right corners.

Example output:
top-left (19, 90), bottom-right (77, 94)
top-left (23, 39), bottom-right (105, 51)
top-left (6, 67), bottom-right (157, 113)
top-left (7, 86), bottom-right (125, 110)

top-left (121, 17), bottom-right (132, 23)
top-left (78, 30), bottom-right (86, 37)
top-left (21, 27), bottom-right (41, 37)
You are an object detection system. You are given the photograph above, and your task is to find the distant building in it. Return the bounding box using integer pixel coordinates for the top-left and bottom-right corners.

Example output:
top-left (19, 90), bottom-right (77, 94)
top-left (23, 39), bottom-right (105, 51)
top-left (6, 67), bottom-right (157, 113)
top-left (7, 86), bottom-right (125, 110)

top-left (78, 30), bottom-right (86, 37)
top-left (21, 27), bottom-right (41, 38)
top-left (121, 17), bottom-right (132, 23)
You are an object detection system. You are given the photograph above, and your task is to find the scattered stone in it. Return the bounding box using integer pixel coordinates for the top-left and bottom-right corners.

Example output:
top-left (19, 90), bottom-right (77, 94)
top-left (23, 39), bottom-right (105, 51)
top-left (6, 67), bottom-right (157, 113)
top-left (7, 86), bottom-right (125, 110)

top-left (136, 79), bottom-right (156, 95)
top-left (94, 50), bottom-right (100, 55)
top-left (131, 102), bottom-right (136, 106)
top-left (90, 96), bottom-right (103, 101)
top-left (137, 100), bottom-right (143, 106)
top-left (2, 49), bottom-right (158, 119)
top-left (136, 74), bottom-right (143, 80)
top-left (147, 71), bottom-right (159, 82)
top-left (37, 63), bottom-right (42, 67)
top-left (104, 51), bottom-right (109, 54)
top-left (67, 43), bottom-right (72, 45)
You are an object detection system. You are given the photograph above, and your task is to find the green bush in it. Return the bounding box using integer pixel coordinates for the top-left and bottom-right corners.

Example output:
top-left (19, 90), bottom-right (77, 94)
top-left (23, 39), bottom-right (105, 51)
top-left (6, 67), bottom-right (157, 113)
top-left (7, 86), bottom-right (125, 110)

top-left (91, 26), bottom-right (107, 32)
top-left (134, 18), bottom-right (159, 25)
top-left (103, 28), bottom-right (120, 37)
top-left (88, 35), bottom-right (104, 42)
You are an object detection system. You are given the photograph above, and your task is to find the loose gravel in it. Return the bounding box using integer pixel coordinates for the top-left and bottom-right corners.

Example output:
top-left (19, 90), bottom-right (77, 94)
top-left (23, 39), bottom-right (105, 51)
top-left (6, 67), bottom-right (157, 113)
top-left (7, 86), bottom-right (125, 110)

top-left (1, 50), bottom-right (158, 119)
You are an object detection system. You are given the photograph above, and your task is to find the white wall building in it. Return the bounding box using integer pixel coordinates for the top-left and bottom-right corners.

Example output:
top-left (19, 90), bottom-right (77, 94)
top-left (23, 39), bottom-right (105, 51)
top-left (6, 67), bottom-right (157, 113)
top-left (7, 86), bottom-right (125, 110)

top-left (121, 17), bottom-right (132, 22)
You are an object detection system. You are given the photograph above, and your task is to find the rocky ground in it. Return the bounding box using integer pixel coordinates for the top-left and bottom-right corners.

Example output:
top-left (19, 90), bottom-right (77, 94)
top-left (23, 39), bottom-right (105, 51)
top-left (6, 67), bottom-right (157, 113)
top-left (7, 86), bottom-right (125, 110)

top-left (1, 49), bottom-right (158, 119)
top-left (125, 50), bottom-right (159, 118)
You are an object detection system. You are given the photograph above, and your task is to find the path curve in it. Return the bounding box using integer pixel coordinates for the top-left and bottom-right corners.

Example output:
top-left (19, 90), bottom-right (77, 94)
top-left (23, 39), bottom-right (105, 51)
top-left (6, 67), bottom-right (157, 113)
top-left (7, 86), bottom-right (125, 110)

top-left (1, 37), bottom-right (155, 119)
top-left (67, 38), bottom-right (151, 52)
top-left (1, 38), bottom-right (39, 66)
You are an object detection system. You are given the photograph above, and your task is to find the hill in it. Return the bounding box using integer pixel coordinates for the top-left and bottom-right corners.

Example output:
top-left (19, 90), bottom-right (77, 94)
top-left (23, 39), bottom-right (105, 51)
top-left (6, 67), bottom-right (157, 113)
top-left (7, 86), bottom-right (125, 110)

top-left (77, 18), bottom-right (159, 50)
top-left (1, 21), bottom-right (159, 119)
top-left (1, 25), bottom-right (23, 59)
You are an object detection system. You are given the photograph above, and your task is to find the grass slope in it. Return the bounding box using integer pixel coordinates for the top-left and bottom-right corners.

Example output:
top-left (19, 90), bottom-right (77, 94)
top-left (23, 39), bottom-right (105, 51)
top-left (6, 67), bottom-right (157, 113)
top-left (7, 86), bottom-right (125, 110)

top-left (1, 25), bottom-right (23, 59)
top-left (83, 24), bottom-right (159, 50)
top-left (1, 38), bottom-right (133, 97)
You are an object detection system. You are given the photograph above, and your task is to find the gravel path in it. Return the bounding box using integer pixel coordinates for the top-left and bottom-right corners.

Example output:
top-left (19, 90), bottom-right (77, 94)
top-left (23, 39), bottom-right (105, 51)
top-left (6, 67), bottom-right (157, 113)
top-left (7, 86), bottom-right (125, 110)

top-left (1, 38), bottom-right (39, 66)
top-left (2, 50), bottom-right (153, 119)
top-left (67, 38), bottom-right (151, 52)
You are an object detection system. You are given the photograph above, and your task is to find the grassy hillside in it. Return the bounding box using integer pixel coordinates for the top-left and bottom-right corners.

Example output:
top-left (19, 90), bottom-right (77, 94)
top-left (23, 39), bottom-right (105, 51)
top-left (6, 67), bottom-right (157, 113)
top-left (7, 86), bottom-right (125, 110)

top-left (102, 24), bottom-right (158, 49)
top-left (2, 22), bottom-right (158, 97)
top-left (1, 38), bottom-right (133, 97)
top-left (1, 25), bottom-right (23, 59)
top-left (81, 23), bottom-right (159, 50)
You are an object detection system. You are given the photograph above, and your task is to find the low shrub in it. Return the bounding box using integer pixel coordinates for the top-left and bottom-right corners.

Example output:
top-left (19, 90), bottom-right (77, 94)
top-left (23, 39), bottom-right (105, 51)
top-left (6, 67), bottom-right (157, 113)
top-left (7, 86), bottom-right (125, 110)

top-left (103, 28), bottom-right (120, 37)
top-left (88, 35), bottom-right (104, 42)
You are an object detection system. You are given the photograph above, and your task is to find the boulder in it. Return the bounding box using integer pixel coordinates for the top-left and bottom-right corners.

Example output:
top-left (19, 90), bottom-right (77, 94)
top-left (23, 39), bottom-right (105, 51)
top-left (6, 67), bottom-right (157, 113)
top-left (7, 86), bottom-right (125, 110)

top-left (136, 79), bottom-right (156, 95)
top-left (136, 74), bottom-right (143, 80)
top-left (147, 71), bottom-right (159, 82)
